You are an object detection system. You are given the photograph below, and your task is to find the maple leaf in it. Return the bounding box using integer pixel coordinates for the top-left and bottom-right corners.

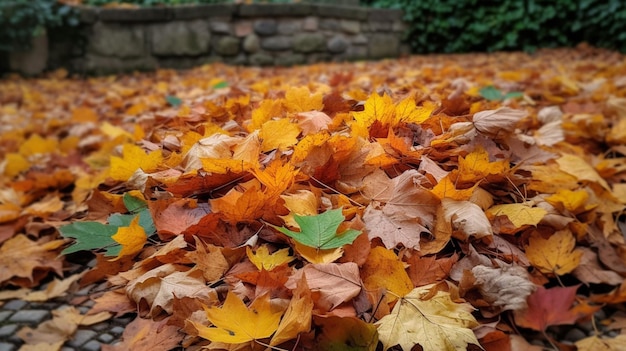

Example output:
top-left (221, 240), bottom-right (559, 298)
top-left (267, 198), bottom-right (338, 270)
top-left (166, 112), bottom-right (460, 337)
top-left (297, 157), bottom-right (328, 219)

top-left (0, 234), bottom-right (64, 287)
top-left (313, 316), bottom-right (379, 351)
top-left (126, 264), bottom-right (217, 317)
top-left (102, 316), bottom-right (183, 351)
top-left (513, 285), bottom-right (584, 331)
top-left (272, 208), bottom-right (361, 250)
top-left (284, 86), bottom-right (324, 113)
top-left (486, 203), bottom-right (547, 232)
top-left (286, 262), bottom-right (362, 311)
top-left (375, 284), bottom-right (480, 351)
top-left (18, 306), bottom-right (111, 349)
top-left (526, 229), bottom-right (582, 275)
top-left (111, 216), bottom-right (147, 259)
top-left (246, 244), bottom-right (295, 271)
top-left (110, 143), bottom-right (163, 181)
top-left (271, 276), bottom-right (314, 346)
top-left (260, 118), bottom-right (301, 152)
top-left (192, 292), bottom-right (283, 344)
top-left (361, 246), bottom-right (413, 299)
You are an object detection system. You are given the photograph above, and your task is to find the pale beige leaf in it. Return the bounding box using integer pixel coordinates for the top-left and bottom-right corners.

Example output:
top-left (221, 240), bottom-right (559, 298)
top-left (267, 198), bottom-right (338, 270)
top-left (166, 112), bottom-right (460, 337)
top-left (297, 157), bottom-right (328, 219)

top-left (472, 265), bottom-right (535, 312)
top-left (572, 247), bottom-right (624, 285)
top-left (473, 108), bottom-right (528, 137)
top-left (126, 264), bottom-right (217, 317)
top-left (375, 284), bottom-right (479, 351)
top-left (442, 198), bottom-right (492, 240)
top-left (363, 205), bottom-right (426, 250)
top-left (576, 335), bottom-right (626, 351)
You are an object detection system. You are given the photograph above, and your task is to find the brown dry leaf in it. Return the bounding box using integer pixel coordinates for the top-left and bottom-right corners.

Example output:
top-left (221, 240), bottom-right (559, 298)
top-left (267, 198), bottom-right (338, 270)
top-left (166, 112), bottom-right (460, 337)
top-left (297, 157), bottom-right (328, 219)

top-left (102, 316), bottom-right (183, 351)
top-left (18, 307), bottom-right (111, 347)
top-left (0, 273), bottom-right (82, 301)
top-left (285, 262), bottom-right (362, 311)
top-left (126, 264), bottom-right (217, 317)
top-left (0, 234), bottom-right (64, 287)
top-left (571, 247), bottom-right (624, 285)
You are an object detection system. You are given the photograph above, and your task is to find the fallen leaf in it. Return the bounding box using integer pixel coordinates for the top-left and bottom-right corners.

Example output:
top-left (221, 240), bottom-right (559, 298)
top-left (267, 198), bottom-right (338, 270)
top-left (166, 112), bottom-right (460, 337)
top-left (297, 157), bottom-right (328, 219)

top-left (271, 276), bottom-right (314, 346)
top-left (111, 216), bottom-right (147, 259)
top-left (272, 208), bottom-right (361, 250)
top-left (471, 265), bottom-right (535, 312)
top-left (576, 335), bottom-right (626, 351)
top-left (102, 316), bottom-right (183, 351)
top-left (361, 246), bottom-right (413, 299)
top-left (313, 315), bottom-right (378, 351)
top-left (442, 198), bottom-right (493, 240)
top-left (246, 244), bottom-right (295, 271)
top-left (473, 107), bottom-right (528, 137)
top-left (110, 143), bottom-right (163, 181)
top-left (514, 285), bottom-right (583, 331)
top-left (0, 234), bottom-right (64, 287)
top-left (192, 292), bottom-right (283, 344)
top-left (286, 262), bottom-right (362, 311)
top-left (375, 283), bottom-right (480, 351)
top-left (526, 229), bottom-right (582, 275)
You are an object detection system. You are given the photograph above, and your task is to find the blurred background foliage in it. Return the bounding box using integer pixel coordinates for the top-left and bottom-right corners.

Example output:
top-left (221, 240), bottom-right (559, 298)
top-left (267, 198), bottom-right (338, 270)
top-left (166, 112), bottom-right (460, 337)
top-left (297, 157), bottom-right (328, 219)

top-left (363, 0), bottom-right (626, 53)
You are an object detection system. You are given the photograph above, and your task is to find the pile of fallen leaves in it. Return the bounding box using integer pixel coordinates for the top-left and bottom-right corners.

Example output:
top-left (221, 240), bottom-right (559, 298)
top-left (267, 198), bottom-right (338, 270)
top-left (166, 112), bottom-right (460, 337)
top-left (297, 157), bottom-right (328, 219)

top-left (1, 45), bottom-right (626, 351)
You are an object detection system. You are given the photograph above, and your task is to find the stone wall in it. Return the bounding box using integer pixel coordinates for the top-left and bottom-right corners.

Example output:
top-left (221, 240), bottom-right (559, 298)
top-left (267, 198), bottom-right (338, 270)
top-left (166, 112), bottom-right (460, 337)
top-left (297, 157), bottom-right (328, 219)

top-left (55, 2), bottom-right (407, 74)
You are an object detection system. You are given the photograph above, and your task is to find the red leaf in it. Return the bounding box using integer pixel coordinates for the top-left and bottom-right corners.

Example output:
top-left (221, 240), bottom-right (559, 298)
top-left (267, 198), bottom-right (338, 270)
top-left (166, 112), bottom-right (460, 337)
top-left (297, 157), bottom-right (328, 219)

top-left (514, 285), bottom-right (583, 331)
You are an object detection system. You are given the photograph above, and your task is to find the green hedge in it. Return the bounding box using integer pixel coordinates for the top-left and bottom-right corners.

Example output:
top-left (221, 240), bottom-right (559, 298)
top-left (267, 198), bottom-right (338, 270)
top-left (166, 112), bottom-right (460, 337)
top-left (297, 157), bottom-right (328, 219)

top-left (364, 0), bottom-right (626, 53)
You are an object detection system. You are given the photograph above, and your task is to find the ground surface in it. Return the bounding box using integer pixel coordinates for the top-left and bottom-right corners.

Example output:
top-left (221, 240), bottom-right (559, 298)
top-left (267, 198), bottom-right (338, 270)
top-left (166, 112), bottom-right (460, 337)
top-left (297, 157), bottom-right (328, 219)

top-left (1, 46), bottom-right (626, 351)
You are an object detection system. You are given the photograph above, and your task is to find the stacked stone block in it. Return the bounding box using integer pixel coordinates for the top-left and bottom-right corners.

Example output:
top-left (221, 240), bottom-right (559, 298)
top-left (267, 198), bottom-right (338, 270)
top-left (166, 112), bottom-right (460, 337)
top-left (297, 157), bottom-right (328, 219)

top-left (69, 3), bottom-right (407, 74)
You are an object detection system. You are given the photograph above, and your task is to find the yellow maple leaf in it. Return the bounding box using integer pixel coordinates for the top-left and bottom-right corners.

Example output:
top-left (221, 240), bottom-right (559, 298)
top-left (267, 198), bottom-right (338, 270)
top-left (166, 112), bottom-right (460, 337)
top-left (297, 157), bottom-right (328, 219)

top-left (545, 188), bottom-right (594, 213)
top-left (431, 174), bottom-right (478, 200)
top-left (109, 143), bottom-right (163, 181)
top-left (361, 246), bottom-right (413, 300)
top-left (111, 216), bottom-right (147, 259)
top-left (260, 118), bottom-right (301, 152)
top-left (4, 153), bottom-right (30, 178)
top-left (18, 134), bottom-right (58, 156)
top-left (457, 146), bottom-right (510, 184)
top-left (293, 241), bottom-right (344, 264)
top-left (375, 284), bottom-right (479, 351)
top-left (192, 292), bottom-right (283, 344)
top-left (526, 229), bottom-right (582, 275)
top-left (200, 158), bottom-right (251, 174)
top-left (249, 99), bottom-right (284, 132)
top-left (279, 190), bottom-right (319, 228)
top-left (284, 86), bottom-right (324, 113)
top-left (486, 203), bottom-right (547, 229)
top-left (352, 93), bottom-right (395, 129)
top-left (395, 97), bottom-right (435, 125)
top-left (246, 244), bottom-right (295, 271)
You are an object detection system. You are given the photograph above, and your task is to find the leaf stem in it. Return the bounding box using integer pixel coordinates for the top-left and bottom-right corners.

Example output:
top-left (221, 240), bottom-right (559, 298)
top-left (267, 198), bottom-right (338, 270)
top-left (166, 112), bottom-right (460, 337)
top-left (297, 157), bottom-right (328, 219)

top-left (541, 329), bottom-right (559, 351)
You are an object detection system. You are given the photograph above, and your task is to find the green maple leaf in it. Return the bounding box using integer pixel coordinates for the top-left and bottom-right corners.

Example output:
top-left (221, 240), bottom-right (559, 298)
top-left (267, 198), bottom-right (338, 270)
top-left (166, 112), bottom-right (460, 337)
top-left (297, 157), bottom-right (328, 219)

top-left (59, 193), bottom-right (155, 256)
top-left (272, 208), bottom-right (361, 249)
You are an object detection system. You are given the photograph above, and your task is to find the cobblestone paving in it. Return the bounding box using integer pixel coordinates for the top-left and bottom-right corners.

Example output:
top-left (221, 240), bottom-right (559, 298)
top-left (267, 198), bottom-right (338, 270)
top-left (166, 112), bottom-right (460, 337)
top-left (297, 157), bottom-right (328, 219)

top-left (0, 255), bottom-right (133, 351)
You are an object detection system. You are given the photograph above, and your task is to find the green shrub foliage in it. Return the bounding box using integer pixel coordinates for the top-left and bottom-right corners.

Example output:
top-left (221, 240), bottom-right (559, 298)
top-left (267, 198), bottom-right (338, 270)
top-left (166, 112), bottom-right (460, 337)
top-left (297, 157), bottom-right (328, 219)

top-left (364, 0), bottom-right (626, 53)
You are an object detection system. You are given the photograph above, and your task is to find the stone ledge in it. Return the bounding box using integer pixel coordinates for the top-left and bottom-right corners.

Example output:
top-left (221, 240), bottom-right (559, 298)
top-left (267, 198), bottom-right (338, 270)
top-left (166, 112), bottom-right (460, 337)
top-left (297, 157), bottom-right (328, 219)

top-left (236, 4), bottom-right (314, 17)
top-left (314, 4), bottom-right (368, 20)
top-left (99, 7), bottom-right (171, 22)
top-left (173, 4), bottom-right (235, 20)
top-left (368, 8), bottom-right (404, 21)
